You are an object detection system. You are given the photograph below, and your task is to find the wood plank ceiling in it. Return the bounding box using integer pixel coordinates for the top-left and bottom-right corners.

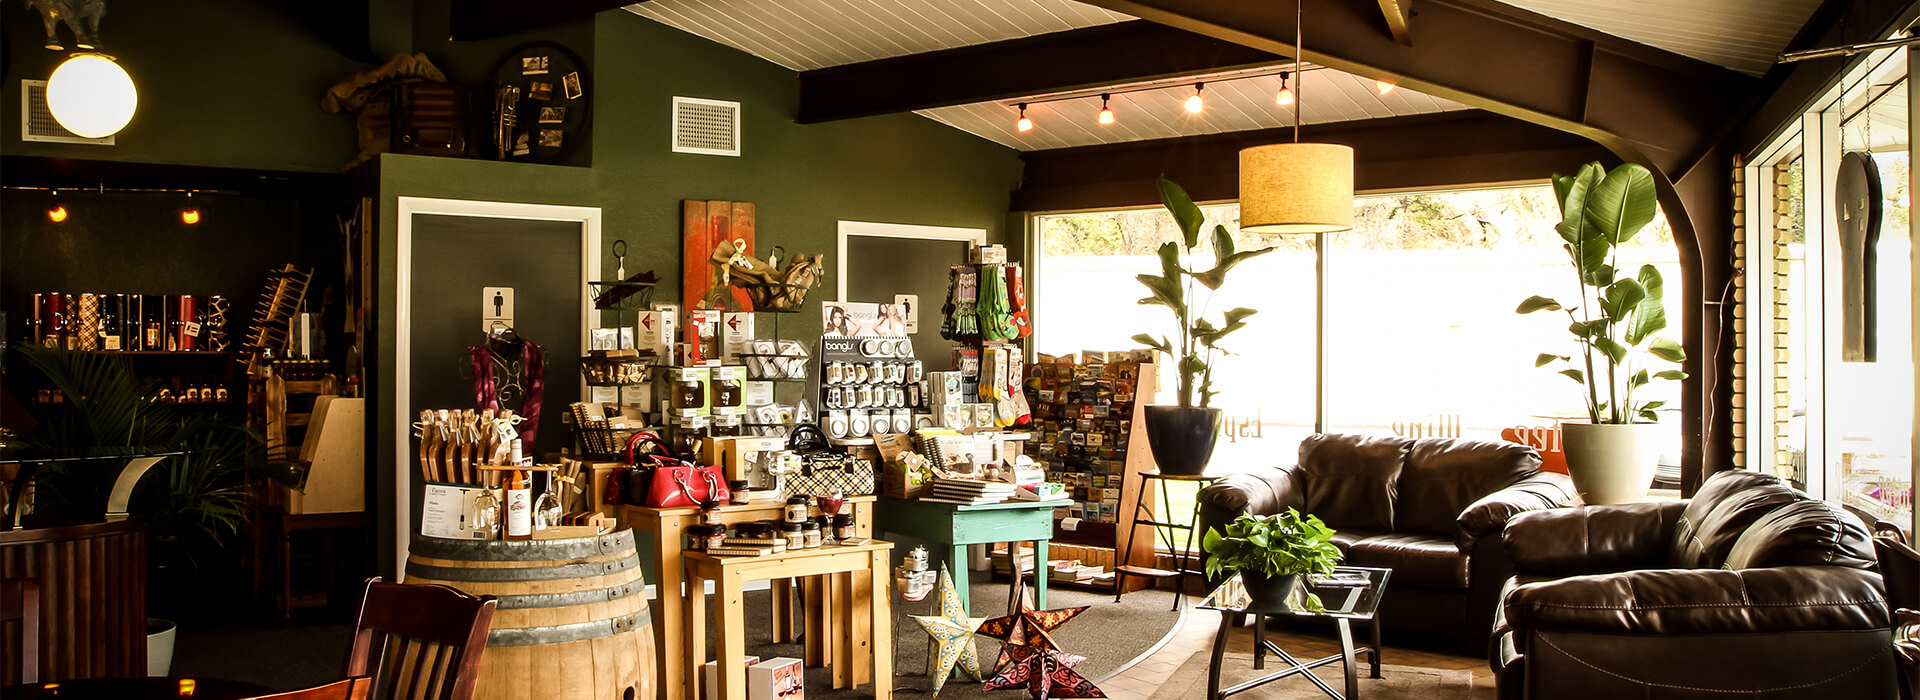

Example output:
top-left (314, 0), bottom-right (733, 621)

top-left (626, 0), bottom-right (1832, 150)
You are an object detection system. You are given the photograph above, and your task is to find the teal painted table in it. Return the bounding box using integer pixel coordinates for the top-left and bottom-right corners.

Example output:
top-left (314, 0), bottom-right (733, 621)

top-left (877, 497), bottom-right (1059, 614)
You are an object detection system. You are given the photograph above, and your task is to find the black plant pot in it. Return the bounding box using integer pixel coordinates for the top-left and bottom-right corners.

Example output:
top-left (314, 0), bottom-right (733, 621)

top-left (1144, 405), bottom-right (1223, 476)
top-left (1242, 570), bottom-right (1301, 610)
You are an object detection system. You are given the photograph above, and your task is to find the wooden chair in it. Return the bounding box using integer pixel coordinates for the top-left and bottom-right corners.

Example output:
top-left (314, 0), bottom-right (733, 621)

top-left (346, 578), bottom-right (497, 700)
top-left (2, 578), bottom-right (40, 684)
top-left (244, 677), bottom-right (375, 700)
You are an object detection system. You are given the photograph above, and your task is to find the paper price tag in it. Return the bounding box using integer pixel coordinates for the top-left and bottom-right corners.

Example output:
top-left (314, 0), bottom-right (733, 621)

top-left (184, 322), bottom-right (202, 338)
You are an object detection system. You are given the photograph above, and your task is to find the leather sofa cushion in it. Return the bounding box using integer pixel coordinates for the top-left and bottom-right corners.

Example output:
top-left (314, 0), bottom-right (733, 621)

top-left (1725, 499), bottom-right (1878, 570)
top-left (1396, 437), bottom-right (1543, 538)
top-left (1299, 433), bottom-right (1411, 532)
top-left (1671, 470), bottom-right (1803, 569)
top-left (1346, 533), bottom-right (1470, 589)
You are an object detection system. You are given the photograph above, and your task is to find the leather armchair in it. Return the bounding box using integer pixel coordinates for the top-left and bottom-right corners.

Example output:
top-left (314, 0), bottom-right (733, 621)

top-left (1492, 470), bottom-right (1897, 699)
top-left (1197, 433), bottom-right (1577, 643)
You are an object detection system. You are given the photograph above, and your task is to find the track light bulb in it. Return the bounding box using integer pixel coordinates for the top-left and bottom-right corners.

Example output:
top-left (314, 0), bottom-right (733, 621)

top-left (1186, 83), bottom-right (1204, 114)
top-left (48, 205), bottom-right (68, 223)
top-left (1276, 72), bottom-right (1295, 106)
top-left (181, 208), bottom-right (200, 225)
top-left (1097, 94), bottom-right (1115, 125)
top-left (1016, 103), bottom-right (1033, 133)
top-left (1376, 79), bottom-right (1396, 95)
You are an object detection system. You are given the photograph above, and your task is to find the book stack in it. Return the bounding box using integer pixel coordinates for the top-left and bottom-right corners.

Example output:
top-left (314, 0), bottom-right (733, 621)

top-left (921, 476), bottom-right (1016, 505)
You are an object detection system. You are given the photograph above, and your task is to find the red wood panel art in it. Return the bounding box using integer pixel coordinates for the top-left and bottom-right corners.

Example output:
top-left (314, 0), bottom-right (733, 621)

top-left (681, 200), bottom-right (757, 343)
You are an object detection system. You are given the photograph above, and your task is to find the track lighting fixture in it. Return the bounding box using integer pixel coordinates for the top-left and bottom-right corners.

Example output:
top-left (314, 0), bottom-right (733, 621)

top-left (180, 192), bottom-right (199, 224)
top-left (1275, 72), bottom-right (1295, 106)
top-left (1016, 103), bottom-right (1033, 133)
top-left (1097, 94), bottom-right (1115, 124)
top-left (1185, 83), bottom-right (1204, 114)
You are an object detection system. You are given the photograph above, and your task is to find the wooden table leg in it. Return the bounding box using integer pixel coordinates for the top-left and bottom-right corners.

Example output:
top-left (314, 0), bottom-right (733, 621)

top-left (804, 576), bottom-right (826, 666)
top-left (684, 565), bottom-right (707, 700)
top-left (950, 544), bottom-right (971, 615)
top-left (869, 549), bottom-right (894, 700)
top-left (829, 571), bottom-right (851, 689)
top-left (851, 569), bottom-right (873, 686)
top-left (1034, 538), bottom-right (1050, 610)
top-left (655, 521), bottom-right (687, 700)
top-left (771, 578), bottom-right (794, 643)
top-left (717, 569), bottom-right (748, 700)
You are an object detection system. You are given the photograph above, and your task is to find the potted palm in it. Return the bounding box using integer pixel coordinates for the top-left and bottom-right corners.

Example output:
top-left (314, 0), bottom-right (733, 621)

top-left (1517, 161), bottom-right (1688, 504)
top-left (1132, 176), bottom-right (1274, 475)
top-left (1202, 509), bottom-right (1341, 609)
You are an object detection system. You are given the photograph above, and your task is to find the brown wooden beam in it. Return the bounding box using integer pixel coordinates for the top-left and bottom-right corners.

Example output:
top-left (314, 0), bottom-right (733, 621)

top-left (1077, 0), bottom-right (1756, 181)
top-left (1737, 0), bottom-right (1920, 155)
top-left (449, 0), bottom-right (641, 41)
top-left (797, 21), bottom-right (1285, 124)
top-left (1377, 0), bottom-right (1415, 46)
top-left (1010, 111), bottom-right (1614, 212)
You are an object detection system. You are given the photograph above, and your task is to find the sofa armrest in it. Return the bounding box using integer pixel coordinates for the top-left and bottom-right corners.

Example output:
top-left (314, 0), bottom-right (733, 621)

top-left (1197, 466), bottom-right (1306, 580)
top-left (1457, 471), bottom-right (1578, 548)
top-left (1503, 566), bottom-right (1891, 634)
top-left (1502, 501), bottom-right (1687, 576)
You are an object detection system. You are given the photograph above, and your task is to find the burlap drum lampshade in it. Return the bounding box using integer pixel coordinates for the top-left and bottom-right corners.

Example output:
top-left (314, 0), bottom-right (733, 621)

top-left (1238, 142), bottom-right (1354, 235)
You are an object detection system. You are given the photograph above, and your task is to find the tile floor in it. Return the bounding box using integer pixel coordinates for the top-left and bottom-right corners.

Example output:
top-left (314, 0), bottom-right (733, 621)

top-left (1096, 597), bottom-right (1497, 699)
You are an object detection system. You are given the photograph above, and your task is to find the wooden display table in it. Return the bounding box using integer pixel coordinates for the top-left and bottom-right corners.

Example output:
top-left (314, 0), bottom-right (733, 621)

top-left (684, 541), bottom-right (895, 700)
top-left (619, 496), bottom-right (876, 699)
top-left (876, 497), bottom-right (1058, 614)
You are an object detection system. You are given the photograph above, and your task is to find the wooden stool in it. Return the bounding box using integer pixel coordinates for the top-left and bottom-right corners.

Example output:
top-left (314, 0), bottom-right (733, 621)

top-left (684, 541), bottom-right (895, 700)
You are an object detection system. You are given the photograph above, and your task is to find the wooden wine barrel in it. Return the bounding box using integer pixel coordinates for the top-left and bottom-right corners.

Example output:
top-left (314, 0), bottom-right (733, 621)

top-left (404, 529), bottom-right (654, 700)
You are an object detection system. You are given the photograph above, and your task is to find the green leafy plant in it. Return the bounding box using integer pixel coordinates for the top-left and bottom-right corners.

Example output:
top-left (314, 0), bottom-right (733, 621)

top-left (6, 345), bottom-right (295, 566)
top-left (1202, 508), bottom-right (1341, 580)
top-left (1132, 176), bottom-right (1275, 408)
top-left (1517, 161), bottom-right (1688, 424)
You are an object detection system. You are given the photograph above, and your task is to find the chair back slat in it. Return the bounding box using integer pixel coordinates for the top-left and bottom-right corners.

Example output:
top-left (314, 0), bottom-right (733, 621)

top-left (242, 677), bottom-right (375, 700)
top-left (347, 578), bottom-right (497, 700)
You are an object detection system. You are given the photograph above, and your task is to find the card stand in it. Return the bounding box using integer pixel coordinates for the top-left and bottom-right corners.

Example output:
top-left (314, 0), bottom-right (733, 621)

top-left (572, 423), bottom-right (646, 460)
top-left (738, 353), bottom-right (808, 381)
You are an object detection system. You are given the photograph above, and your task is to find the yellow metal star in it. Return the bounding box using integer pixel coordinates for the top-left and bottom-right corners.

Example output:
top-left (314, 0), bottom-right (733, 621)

top-left (912, 566), bottom-right (988, 694)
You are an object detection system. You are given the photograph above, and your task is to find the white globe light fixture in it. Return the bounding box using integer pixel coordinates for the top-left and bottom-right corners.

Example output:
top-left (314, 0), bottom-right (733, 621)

top-left (46, 53), bottom-right (138, 139)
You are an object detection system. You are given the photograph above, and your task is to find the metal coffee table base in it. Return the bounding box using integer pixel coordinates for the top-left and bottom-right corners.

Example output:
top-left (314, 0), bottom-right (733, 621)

top-left (1206, 614), bottom-right (1382, 700)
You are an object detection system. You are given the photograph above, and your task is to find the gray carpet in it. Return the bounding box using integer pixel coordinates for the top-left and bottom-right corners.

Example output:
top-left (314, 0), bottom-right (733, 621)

top-left (1150, 652), bottom-right (1473, 700)
top-left (700, 581), bottom-right (1186, 699)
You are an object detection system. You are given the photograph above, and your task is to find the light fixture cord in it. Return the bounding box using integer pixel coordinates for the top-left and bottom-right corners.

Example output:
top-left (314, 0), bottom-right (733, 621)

top-left (1294, 0), bottom-right (1303, 143)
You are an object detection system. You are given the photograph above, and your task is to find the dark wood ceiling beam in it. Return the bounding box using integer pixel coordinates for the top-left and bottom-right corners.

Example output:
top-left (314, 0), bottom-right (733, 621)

top-left (1010, 111), bottom-right (1614, 212)
top-left (797, 21), bottom-right (1285, 124)
top-left (1736, 0), bottom-right (1920, 154)
top-left (1076, 0), bottom-right (1757, 180)
top-left (1377, 0), bottom-right (1415, 46)
top-left (449, 0), bottom-right (643, 41)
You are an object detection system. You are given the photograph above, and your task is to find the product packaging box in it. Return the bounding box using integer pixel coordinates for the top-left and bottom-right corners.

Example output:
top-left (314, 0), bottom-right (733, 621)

top-left (969, 244), bottom-right (1008, 264)
top-left (721, 312), bottom-right (755, 364)
top-left (668, 366), bottom-right (711, 417)
top-left (710, 366), bottom-right (747, 411)
top-left (636, 310), bottom-right (677, 363)
top-left (686, 309), bottom-right (722, 366)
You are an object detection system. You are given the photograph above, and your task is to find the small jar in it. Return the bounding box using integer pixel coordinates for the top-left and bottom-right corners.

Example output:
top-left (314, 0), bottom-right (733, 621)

top-left (801, 521), bottom-right (823, 548)
top-left (703, 524), bottom-right (728, 551)
top-left (783, 522), bottom-right (806, 550)
top-left (783, 496), bottom-right (811, 524)
top-left (728, 481), bottom-right (751, 506)
top-left (743, 521), bottom-right (775, 540)
top-left (833, 513), bottom-right (856, 541)
top-left (686, 525), bottom-right (711, 551)
top-left (699, 500), bottom-right (724, 525)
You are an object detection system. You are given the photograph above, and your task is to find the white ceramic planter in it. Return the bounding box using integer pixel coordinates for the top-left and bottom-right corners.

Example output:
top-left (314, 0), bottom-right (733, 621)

top-left (1561, 422), bottom-right (1663, 505)
top-left (146, 618), bottom-right (176, 676)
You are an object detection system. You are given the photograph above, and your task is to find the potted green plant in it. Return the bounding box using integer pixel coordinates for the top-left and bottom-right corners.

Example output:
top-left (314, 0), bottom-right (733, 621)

top-left (1132, 176), bottom-right (1274, 475)
top-left (1516, 161), bottom-right (1688, 504)
top-left (1202, 509), bottom-right (1341, 609)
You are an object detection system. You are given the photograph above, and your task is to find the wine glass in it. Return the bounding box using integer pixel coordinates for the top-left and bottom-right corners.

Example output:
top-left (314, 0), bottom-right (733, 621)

top-left (815, 489), bottom-right (845, 543)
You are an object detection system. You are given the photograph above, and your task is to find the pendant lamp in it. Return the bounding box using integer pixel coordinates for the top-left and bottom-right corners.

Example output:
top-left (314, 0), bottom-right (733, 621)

top-left (1239, 0), bottom-right (1353, 234)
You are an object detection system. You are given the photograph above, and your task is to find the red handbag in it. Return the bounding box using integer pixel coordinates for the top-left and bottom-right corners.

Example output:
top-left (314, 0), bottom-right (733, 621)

top-left (626, 431), bottom-right (730, 507)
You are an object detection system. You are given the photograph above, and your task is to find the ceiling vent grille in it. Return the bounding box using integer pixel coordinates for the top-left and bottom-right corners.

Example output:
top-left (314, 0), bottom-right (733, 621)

top-left (672, 96), bottom-right (739, 156)
top-left (20, 80), bottom-right (115, 145)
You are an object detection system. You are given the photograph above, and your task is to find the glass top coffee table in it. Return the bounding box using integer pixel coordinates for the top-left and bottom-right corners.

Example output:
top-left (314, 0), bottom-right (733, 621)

top-left (1197, 566), bottom-right (1392, 700)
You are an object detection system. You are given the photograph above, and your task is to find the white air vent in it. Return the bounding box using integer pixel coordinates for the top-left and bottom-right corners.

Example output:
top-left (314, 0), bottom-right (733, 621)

top-left (672, 96), bottom-right (739, 156)
top-left (20, 80), bottom-right (114, 145)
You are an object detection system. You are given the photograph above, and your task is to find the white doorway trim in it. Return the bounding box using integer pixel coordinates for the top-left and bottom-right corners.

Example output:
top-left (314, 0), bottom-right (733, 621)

top-left (836, 220), bottom-right (986, 302)
top-left (393, 197), bottom-right (601, 574)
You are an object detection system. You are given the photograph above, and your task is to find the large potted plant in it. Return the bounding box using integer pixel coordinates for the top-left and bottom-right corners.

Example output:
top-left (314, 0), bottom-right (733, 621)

top-left (1132, 176), bottom-right (1274, 475)
top-left (1201, 509), bottom-right (1341, 610)
top-left (1517, 161), bottom-right (1688, 504)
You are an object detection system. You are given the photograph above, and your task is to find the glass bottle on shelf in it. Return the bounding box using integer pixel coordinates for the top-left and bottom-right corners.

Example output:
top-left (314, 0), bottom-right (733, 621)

top-left (504, 468), bottom-right (533, 540)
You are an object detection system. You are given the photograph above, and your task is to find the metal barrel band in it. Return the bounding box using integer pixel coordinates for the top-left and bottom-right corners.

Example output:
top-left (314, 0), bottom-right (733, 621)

top-left (405, 554), bottom-right (637, 582)
top-left (408, 529), bottom-right (636, 561)
top-left (486, 611), bottom-right (650, 647)
top-left (491, 580), bottom-right (642, 610)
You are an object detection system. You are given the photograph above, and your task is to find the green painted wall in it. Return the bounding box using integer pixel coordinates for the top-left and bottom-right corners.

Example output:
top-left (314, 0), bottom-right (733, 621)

top-left (366, 11), bottom-right (1023, 574)
top-left (0, 0), bottom-right (362, 172)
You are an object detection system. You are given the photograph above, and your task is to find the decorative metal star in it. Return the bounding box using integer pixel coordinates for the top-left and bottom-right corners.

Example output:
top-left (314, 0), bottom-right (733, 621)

top-left (912, 566), bottom-right (988, 694)
top-left (978, 566), bottom-right (1105, 699)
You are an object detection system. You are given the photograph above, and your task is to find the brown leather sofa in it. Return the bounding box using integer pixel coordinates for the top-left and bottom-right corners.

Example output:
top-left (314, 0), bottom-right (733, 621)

top-left (1197, 433), bottom-right (1577, 642)
top-left (1492, 470), bottom-right (1896, 699)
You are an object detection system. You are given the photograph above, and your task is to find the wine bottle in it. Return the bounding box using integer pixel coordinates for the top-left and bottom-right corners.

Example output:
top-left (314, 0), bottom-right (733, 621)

top-left (504, 468), bottom-right (533, 540)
